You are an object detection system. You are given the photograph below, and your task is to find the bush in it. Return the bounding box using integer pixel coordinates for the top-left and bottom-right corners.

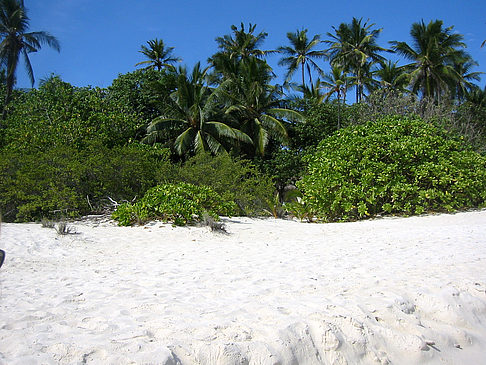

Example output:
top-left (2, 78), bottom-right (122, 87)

top-left (112, 182), bottom-right (238, 226)
top-left (350, 91), bottom-right (486, 152)
top-left (170, 153), bottom-right (275, 216)
top-left (2, 76), bottom-right (142, 152)
top-left (288, 99), bottom-right (342, 150)
top-left (298, 116), bottom-right (486, 221)
top-left (0, 143), bottom-right (171, 222)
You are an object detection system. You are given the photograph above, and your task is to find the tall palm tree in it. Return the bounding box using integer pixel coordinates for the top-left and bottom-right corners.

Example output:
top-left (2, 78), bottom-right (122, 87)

top-left (208, 23), bottom-right (274, 85)
top-left (278, 29), bottom-right (326, 90)
top-left (0, 0), bottom-right (60, 119)
top-left (143, 63), bottom-right (252, 156)
top-left (135, 38), bottom-right (181, 71)
top-left (326, 17), bottom-right (386, 102)
top-left (372, 60), bottom-right (410, 95)
top-left (212, 23), bottom-right (271, 61)
top-left (390, 20), bottom-right (472, 102)
top-left (464, 85), bottom-right (486, 107)
top-left (220, 58), bottom-right (303, 156)
top-left (449, 58), bottom-right (482, 101)
top-left (321, 65), bottom-right (351, 128)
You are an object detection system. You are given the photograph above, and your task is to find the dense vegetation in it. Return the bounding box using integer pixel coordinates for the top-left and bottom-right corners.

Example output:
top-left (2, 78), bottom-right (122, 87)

top-left (112, 183), bottom-right (237, 226)
top-left (0, 0), bottom-right (485, 224)
top-left (299, 116), bottom-right (486, 221)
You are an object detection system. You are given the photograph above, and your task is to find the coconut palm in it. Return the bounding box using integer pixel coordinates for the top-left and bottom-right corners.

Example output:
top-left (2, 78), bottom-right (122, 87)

top-left (326, 17), bottom-right (386, 102)
top-left (0, 0), bottom-right (60, 119)
top-left (213, 23), bottom-right (271, 61)
top-left (372, 60), bottom-right (410, 95)
top-left (143, 63), bottom-right (252, 156)
top-left (390, 20), bottom-right (472, 102)
top-left (292, 79), bottom-right (327, 103)
top-left (209, 23), bottom-right (274, 85)
top-left (321, 65), bottom-right (350, 102)
top-left (220, 58), bottom-right (303, 156)
top-left (464, 85), bottom-right (486, 107)
top-left (278, 29), bottom-right (326, 90)
top-left (135, 38), bottom-right (181, 71)
top-left (321, 65), bottom-right (351, 128)
top-left (449, 58), bottom-right (483, 101)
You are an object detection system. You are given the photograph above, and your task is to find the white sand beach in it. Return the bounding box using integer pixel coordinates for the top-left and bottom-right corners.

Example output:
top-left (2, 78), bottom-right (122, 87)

top-left (0, 211), bottom-right (485, 364)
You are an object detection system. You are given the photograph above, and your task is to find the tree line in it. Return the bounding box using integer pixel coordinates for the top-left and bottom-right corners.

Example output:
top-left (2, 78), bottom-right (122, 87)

top-left (0, 0), bottom-right (485, 222)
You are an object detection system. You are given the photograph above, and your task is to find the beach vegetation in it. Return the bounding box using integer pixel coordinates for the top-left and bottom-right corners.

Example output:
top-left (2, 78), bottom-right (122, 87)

top-left (55, 221), bottom-right (76, 235)
top-left (0, 0), bottom-right (60, 120)
top-left (200, 211), bottom-right (228, 233)
top-left (1, 76), bottom-right (141, 151)
top-left (299, 116), bottom-right (486, 221)
top-left (171, 152), bottom-right (275, 217)
top-left (0, 143), bottom-right (169, 222)
top-left (40, 218), bottom-right (55, 228)
top-left (112, 182), bottom-right (238, 226)
top-left (135, 38), bottom-right (181, 71)
top-left (0, 16), bottom-right (485, 224)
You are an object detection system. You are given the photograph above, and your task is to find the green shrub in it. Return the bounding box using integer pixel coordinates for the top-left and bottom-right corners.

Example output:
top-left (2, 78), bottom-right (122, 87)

top-left (288, 98), bottom-right (342, 150)
top-left (0, 143), bottom-right (170, 222)
top-left (112, 182), bottom-right (238, 226)
top-left (170, 153), bottom-right (275, 216)
top-left (2, 76), bottom-right (142, 152)
top-left (298, 116), bottom-right (486, 221)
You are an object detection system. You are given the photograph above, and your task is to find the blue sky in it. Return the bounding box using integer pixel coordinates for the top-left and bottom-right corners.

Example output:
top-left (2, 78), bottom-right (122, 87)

top-left (16, 0), bottom-right (486, 91)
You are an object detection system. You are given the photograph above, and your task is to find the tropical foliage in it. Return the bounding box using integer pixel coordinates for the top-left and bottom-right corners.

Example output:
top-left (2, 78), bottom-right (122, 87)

top-left (1, 11), bottom-right (485, 225)
top-left (112, 182), bottom-right (238, 226)
top-left (135, 38), bottom-right (180, 71)
top-left (390, 20), bottom-right (474, 102)
top-left (0, 0), bottom-right (60, 119)
top-left (2, 76), bottom-right (141, 151)
top-left (218, 57), bottom-right (302, 156)
top-left (299, 116), bottom-right (486, 221)
top-left (326, 17), bottom-right (386, 102)
top-left (278, 29), bottom-right (326, 88)
top-left (143, 63), bottom-right (252, 156)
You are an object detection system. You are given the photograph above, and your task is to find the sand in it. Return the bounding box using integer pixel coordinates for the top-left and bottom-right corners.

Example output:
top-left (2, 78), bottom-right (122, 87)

top-left (0, 210), bottom-right (485, 364)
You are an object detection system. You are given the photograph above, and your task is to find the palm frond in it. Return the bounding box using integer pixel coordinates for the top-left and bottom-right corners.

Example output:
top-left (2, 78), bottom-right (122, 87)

top-left (174, 128), bottom-right (196, 155)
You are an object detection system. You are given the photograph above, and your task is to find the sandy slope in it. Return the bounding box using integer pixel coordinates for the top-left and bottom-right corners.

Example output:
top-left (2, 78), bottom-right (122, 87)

top-left (0, 211), bottom-right (485, 364)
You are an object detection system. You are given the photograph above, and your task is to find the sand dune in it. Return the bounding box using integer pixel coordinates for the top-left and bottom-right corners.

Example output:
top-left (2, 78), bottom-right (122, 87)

top-left (0, 211), bottom-right (485, 364)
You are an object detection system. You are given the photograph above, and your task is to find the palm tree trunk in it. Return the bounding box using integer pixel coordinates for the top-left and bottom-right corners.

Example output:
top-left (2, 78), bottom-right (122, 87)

top-left (301, 62), bottom-right (305, 91)
top-left (2, 73), bottom-right (14, 121)
top-left (337, 94), bottom-right (341, 129)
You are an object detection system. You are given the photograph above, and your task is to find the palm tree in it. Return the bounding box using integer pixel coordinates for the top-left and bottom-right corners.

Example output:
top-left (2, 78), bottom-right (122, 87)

top-left (209, 23), bottom-right (274, 85)
top-left (372, 60), bottom-right (410, 95)
top-left (449, 58), bottom-right (483, 101)
top-left (220, 58), bottom-right (303, 156)
top-left (0, 0), bottom-right (60, 119)
top-left (292, 79), bottom-right (327, 103)
top-left (212, 23), bottom-right (271, 61)
top-left (278, 29), bottom-right (326, 90)
top-left (390, 20), bottom-right (472, 103)
top-left (464, 85), bottom-right (486, 107)
top-left (135, 38), bottom-right (181, 71)
top-left (326, 17), bottom-right (386, 102)
top-left (321, 65), bottom-right (351, 128)
top-left (143, 63), bottom-right (252, 156)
